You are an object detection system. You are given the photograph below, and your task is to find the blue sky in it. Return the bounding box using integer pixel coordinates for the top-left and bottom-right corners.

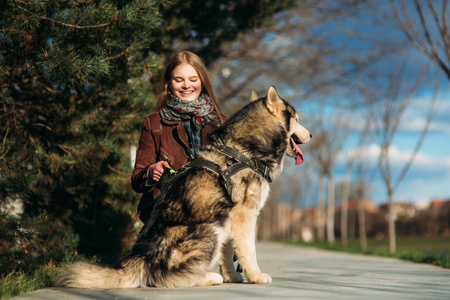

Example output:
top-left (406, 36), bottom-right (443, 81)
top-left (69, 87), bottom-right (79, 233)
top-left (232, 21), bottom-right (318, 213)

top-left (280, 45), bottom-right (450, 206)
top-left (215, 2), bottom-right (449, 206)
top-left (339, 88), bottom-right (450, 205)
top-left (303, 2), bottom-right (450, 206)
top-left (283, 85), bottom-right (450, 207)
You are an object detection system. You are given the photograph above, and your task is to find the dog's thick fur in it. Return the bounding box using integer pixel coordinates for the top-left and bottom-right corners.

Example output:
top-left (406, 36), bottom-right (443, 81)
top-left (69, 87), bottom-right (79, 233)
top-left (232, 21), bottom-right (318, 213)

top-left (56, 86), bottom-right (311, 289)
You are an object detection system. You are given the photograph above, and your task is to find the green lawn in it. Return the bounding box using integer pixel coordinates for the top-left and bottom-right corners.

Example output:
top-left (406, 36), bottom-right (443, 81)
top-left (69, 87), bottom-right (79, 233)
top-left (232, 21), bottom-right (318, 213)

top-left (292, 235), bottom-right (450, 268)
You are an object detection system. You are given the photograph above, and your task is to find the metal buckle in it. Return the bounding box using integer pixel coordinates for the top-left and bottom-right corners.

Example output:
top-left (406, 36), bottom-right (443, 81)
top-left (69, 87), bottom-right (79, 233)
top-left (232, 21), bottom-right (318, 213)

top-left (263, 166), bottom-right (269, 178)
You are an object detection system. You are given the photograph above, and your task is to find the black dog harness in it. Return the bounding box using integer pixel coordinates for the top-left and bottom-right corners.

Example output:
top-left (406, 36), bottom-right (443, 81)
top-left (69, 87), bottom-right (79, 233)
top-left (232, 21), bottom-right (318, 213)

top-left (181, 145), bottom-right (272, 200)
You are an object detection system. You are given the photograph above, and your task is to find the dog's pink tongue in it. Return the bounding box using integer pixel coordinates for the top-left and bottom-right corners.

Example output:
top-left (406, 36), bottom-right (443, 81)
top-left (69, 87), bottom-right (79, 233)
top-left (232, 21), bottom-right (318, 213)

top-left (290, 137), bottom-right (304, 165)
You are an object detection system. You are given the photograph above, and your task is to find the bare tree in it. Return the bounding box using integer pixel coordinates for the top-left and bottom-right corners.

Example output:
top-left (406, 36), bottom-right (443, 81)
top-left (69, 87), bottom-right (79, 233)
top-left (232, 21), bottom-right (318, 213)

top-left (372, 64), bottom-right (436, 253)
top-left (308, 112), bottom-right (349, 244)
top-left (300, 173), bottom-right (314, 242)
top-left (355, 161), bottom-right (373, 252)
top-left (392, 0), bottom-right (450, 79)
top-left (288, 178), bottom-right (302, 241)
top-left (317, 175), bottom-right (326, 241)
top-left (340, 168), bottom-right (351, 246)
top-left (326, 175), bottom-right (336, 244)
top-left (208, 1), bottom-right (399, 114)
top-left (258, 182), bottom-right (281, 240)
top-left (340, 118), bottom-right (372, 246)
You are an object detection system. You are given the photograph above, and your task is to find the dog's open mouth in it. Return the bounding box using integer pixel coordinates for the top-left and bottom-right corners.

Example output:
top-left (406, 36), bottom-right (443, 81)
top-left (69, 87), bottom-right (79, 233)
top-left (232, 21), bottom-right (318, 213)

top-left (289, 134), bottom-right (304, 165)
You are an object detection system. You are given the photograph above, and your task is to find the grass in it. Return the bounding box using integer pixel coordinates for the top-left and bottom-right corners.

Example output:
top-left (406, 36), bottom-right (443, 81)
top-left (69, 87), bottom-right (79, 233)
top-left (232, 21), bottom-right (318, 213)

top-left (0, 256), bottom-right (99, 300)
top-left (0, 264), bottom-right (58, 300)
top-left (292, 235), bottom-right (450, 268)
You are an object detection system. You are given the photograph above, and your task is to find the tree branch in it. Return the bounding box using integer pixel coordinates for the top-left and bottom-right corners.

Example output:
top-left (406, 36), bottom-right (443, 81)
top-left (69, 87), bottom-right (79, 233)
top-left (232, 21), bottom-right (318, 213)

top-left (14, 4), bottom-right (113, 29)
top-left (415, 1), bottom-right (439, 59)
top-left (392, 0), bottom-right (450, 79)
top-left (392, 80), bottom-right (439, 192)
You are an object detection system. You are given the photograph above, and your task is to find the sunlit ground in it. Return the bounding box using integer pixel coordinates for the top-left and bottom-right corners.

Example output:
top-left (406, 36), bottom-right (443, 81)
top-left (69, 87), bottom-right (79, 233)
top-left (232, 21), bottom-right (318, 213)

top-left (292, 235), bottom-right (450, 267)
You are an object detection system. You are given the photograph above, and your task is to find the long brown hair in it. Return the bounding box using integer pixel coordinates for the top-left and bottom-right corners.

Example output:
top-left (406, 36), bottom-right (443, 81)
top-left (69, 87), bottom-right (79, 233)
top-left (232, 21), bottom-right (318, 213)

top-left (154, 51), bottom-right (224, 124)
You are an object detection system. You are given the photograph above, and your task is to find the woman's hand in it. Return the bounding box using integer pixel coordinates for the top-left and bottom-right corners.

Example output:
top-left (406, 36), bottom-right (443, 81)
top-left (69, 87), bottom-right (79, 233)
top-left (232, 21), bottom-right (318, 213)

top-left (148, 161), bottom-right (170, 182)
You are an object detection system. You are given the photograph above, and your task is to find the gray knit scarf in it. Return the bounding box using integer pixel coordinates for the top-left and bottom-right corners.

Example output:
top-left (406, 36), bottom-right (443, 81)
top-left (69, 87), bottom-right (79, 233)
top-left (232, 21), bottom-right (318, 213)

top-left (160, 92), bottom-right (215, 131)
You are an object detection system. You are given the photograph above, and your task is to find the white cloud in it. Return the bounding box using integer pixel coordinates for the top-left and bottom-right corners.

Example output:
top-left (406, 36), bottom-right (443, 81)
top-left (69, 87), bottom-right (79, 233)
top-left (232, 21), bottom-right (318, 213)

top-left (398, 93), bottom-right (450, 134)
top-left (325, 90), bottom-right (450, 204)
top-left (340, 144), bottom-right (450, 204)
top-left (342, 143), bottom-right (450, 170)
top-left (398, 117), bottom-right (450, 134)
top-left (345, 93), bottom-right (450, 135)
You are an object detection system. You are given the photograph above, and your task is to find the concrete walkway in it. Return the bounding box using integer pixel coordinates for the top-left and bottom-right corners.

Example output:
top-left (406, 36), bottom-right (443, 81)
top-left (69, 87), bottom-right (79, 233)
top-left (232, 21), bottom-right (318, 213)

top-left (13, 242), bottom-right (450, 300)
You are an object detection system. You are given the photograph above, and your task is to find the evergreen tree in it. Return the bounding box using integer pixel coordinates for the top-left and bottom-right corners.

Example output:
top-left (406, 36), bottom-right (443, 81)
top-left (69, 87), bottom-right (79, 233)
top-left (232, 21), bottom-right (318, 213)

top-left (1, 0), bottom-right (162, 271)
top-left (0, 0), bottom-right (295, 274)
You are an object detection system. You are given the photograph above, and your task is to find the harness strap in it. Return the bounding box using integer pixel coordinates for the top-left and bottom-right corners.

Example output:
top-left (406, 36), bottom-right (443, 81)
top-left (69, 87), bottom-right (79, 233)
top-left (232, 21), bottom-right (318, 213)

top-left (206, 145), bottom-right (272, 183)
top-left (184, 159), bottom-right (248, 201)
top-left (181, 145), bottom-right (272, 201)
top-left (185, 159), bottom-right (221, 176)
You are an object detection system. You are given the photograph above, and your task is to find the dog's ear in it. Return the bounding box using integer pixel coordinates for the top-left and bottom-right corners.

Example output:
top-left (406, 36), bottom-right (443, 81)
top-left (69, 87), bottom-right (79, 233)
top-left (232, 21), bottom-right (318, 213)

top-left (249, 91), bottom-right (259, 102)
top-left (265, 86), bottom-right (283, 115)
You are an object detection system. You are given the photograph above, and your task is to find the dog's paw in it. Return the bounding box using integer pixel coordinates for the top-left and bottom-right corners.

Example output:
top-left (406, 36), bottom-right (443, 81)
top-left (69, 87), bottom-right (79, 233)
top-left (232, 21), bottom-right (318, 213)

top-left (248, 273), bottom-right (272, 284)
top-left (197, 272), bottom-right (224, 287)
top-left (222, 271), bottom-right (244, 283)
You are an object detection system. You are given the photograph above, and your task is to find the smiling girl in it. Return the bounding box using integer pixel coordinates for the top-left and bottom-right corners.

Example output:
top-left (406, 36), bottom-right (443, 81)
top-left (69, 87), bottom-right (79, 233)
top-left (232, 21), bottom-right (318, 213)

top-left (131, 51), bottom-right (225, 222)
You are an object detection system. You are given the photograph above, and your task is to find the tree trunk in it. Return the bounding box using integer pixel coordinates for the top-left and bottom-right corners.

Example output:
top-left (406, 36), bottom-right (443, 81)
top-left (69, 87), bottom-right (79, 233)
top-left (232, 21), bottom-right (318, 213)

top-left (290, 197), bottom-right (296, 241)
top-left (388, 191), bottom-right (396, 253)
top-left (317, 175), bottom-right (326, 241)
top-left (327, 176), bottom-right (335, 244)
top-left (358, 199), bottom-right (367, 252)
top-left (341, 169), bottom-right (351, 246)
top-left (280, 204), bottom-right (286, 241)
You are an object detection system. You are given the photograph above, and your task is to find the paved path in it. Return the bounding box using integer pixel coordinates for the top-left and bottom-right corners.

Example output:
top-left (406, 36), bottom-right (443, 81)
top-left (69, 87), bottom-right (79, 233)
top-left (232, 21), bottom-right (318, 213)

top-left (13, 242), bottom-right (450, 300)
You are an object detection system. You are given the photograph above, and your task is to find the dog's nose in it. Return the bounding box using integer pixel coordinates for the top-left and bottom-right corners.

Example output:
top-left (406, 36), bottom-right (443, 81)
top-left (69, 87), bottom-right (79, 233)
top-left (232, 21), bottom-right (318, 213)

top-left (310, 133), bottom-right (313, 139)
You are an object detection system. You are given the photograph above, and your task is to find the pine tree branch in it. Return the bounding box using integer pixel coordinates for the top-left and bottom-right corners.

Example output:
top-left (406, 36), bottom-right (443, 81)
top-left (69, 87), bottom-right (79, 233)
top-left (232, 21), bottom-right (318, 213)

top-left (72, 0), bottom-right (97, 4)
top-left (14, 0), bottom-right (150, 30)
top-left (14, 4), bottom-right (114, 29)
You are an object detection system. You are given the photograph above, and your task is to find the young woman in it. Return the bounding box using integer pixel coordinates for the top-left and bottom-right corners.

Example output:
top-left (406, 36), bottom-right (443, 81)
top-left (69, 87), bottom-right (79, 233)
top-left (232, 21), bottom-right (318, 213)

top-left (131, 51), bottom-right (225, 222)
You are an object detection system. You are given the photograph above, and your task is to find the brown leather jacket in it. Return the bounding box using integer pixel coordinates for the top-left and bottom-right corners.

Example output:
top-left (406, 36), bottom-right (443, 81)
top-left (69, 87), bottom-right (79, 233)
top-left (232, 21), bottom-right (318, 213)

top-left (131, 111), bottom-right (225, 221)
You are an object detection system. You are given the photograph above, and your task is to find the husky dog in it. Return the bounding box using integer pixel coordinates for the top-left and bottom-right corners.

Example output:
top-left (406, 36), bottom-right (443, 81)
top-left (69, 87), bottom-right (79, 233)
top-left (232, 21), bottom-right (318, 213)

top-left (56, 86), bottom-right (311, 289)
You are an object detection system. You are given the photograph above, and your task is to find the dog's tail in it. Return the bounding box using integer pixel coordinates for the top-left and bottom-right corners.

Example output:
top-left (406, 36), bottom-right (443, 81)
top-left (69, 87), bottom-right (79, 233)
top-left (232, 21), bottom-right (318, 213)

top-left (55, 257), bottom-right (147, 289)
